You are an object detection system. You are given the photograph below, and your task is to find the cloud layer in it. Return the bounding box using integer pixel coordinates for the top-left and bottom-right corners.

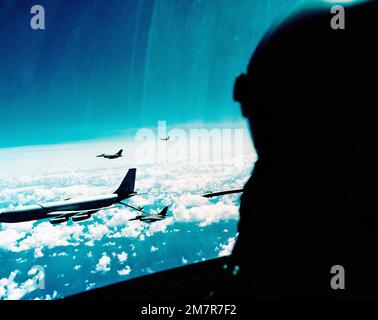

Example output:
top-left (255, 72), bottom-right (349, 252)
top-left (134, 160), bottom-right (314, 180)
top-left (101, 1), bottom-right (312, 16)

top-left (0, 143), bottom-right (254, 300)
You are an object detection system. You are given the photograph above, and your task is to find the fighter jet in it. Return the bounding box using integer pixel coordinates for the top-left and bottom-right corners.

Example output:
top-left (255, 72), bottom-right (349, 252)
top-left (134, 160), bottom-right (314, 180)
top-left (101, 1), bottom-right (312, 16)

top-left (97, 149), bottom-right (123, 159)
top-left (0, 169), bottom-right (138, 225)
top-left (129, 206), bottom-right (169, 223)
top-left (159, 136), bottom-right (170, 141)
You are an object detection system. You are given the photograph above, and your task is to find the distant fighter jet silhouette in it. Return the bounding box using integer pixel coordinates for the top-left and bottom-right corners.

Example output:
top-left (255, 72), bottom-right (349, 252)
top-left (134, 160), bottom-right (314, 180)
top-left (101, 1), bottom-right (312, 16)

top-left (97, 149), bottom-right (123, 159)
top-left (160, 136), bottom-right (170, 141)
top-left (129, 206), bottom-right (169, 223)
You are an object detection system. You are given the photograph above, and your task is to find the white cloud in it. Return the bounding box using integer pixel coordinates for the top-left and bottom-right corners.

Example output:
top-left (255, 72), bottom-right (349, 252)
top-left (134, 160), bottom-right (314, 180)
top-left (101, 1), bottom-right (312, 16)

top-left (173, 194), bottom-right (208, 207)
top-left (34, 291), bottom-right (58, 300)
top-left (15, 222), bottom-right (84, 252)
top-left (110, 223), bottom-right (144, 239)
top-left (16, 257), bottom-right (27, 264)
top-left (87, 223), bottom-right (109, 241)
top-left (0, 267), bottom-right (45, 300)
top-left (0, 229), bottom-right (27, 251)
top-left (172, 202), bottom-right (239, 227)
top-left (85, 240), bottom-right (95, 247)
top-left (106, 208), bottom-right (134, 227)
top-left (145, 217), bottom-right (174, 236)
top-left (117, 252), bottom-right (128, 264)
top-left (34, 247), bottom-right (44, 259)
top-left (86, 282), bottom-right (96, 291)
top-left (95, 254), bottom-right (111, 273)
top-left (117, 266), bottom-right (132, 276)
top-left (218, 237), bottom-right (236, 257)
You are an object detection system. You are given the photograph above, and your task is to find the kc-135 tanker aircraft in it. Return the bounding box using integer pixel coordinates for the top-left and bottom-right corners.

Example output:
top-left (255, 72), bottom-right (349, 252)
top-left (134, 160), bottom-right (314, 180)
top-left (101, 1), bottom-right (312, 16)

top-left (0, 168), bottom-right (243, 225)
top-left (0, 169), bottom-right (166, 225)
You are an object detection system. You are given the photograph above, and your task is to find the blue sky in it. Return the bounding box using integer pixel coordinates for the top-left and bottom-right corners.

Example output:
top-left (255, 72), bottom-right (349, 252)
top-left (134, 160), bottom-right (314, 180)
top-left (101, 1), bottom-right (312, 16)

top-left (0, 0), bottom-right (299, 148)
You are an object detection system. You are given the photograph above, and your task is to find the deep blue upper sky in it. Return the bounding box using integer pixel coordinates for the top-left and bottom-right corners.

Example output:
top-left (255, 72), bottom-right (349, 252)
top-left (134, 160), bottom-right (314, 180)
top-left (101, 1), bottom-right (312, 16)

top-left (0, 0), bottom-right (298, 147)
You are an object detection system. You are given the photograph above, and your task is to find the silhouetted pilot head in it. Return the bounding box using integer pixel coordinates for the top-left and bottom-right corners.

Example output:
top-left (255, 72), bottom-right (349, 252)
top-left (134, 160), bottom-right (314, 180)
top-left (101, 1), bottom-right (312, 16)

top-left (233, 0), bottom-right (378, 166)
